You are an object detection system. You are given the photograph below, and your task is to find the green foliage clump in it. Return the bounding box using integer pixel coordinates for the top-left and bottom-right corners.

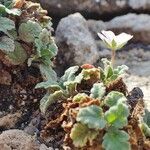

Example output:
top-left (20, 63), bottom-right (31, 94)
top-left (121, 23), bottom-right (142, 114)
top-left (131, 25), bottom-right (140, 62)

top-left (0, 0), bottom-right (57, 68)
top-left (36, 56), bottom-right (133, 149)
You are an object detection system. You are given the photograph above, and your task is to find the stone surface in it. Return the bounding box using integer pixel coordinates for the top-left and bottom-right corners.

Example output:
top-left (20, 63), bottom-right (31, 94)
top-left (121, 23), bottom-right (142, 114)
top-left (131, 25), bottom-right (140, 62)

top-left (55, 13), bottom-right (99, 72)
top-left (0, 129), bottom-right (39, 150)
top-left (0, 112), bottom-right (22, 129)
top-left (88, 13), bottom-right (150, 44)
top-left (39, 0), bottom-right (128, 17)
top-left (106, 13), bottom-right (150, 44)
top-left (39, 0), bottom-right (150, 18)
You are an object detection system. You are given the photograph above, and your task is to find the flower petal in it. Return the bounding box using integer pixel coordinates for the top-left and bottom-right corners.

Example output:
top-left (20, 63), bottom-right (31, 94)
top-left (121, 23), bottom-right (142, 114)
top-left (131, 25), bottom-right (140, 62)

top-left (115, 33), bottom-right (133, 48)
top-left (98, 33), bottom-right (112, 49)
top-left (101, 30), bottom-right (115, 43)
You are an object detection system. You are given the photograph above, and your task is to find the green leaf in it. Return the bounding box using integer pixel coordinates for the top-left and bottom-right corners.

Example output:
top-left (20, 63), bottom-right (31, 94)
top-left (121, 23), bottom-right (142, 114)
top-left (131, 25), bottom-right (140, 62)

top-left (0, 4), bottom-right (21, 16)
top-left (143, 109), bottom-right (150, 127)
top-left (77, 105), bottom-right (106, 129)
top-left (35, 29), bottom-right (58, 59)
top-left (19, 20), bottom-right (42, 43)
top-left (6, 41), bottom-right (27, 65)
top-left (61, 66), bottom-right (79, 85)
top-left (82, 68), bottom-right (100, 80)
top-left (105, 66), bottom-right (113, 79)
top-left (113, 65), bottom-right (128, 76)
top-left (111, 39), bottom-right (117, 50)
top-left (0, 17), bottom-right (15, 37)
top-left (73, 93), bottom-right (88, 102)
top-left (70, 123), bottom-right (98, 148)
top-left (39, 64), bottom-right (57, 83)
top-left (140, 123), bottom-right (150, 137)
top-left (0, 36), bottom-right (14, 52)
top-left (35, 81), bottom-right (61, 90)
top-left (101, 58), bottom-right (113, 81)
top-left (90, 83), bottom-right (106, 100)
top-left (102, 128), bottom-right (131, 150)
top-left (105, 103), bottom-right (129, 128)
top-left (40, 90), bottom-right (64, 114)
top-left (104, 91), bottom-right (126, 107)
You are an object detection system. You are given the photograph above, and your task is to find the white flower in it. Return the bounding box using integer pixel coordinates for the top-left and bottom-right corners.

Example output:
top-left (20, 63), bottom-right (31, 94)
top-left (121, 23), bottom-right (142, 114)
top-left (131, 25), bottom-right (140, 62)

top-left (98, 30), bottom-right (133, 50)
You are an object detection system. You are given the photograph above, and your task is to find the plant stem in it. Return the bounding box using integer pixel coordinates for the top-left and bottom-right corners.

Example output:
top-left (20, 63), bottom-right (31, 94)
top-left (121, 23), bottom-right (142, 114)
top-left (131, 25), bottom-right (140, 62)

top-left (111, 49), bottom-right (116, 66)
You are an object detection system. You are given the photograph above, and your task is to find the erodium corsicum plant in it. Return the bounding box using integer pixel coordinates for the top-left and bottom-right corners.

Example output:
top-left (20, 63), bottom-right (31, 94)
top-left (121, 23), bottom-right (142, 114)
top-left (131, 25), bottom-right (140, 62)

top-left (36, 53), bottom-right (131, 150)
top-left (98, 31), bottom-right (133, 65)
top-left (35, 29), bottom-right (149, 149)
top-left (0, 0), bottom-right (57, 74)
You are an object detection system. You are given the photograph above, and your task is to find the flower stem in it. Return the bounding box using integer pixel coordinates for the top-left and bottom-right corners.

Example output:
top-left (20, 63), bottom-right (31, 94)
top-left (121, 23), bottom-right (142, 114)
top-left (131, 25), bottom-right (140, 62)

top-left (111, 49), bottom-right (116, 66)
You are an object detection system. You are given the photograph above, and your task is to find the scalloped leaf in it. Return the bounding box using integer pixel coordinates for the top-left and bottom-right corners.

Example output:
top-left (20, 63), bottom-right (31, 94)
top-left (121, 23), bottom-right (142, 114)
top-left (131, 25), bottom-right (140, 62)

top-left (102, 128), bottom-right (131, 150)
top-left (82, 68), bottom-right (100, 80)
top-left (77, 105), bottom-right (106, 129)
top-left (105, 103), bottom-right (129, 128)
top-left (113, 65), bottom-right (129, 75)
top-left (0, 36), bottom-right (14, 52)
top-left (0, 17), bottom-right (15, 37)
top-left (73, 93), bottom-right (88, 102)
top-left (19, 20), bottom-right (42, 43)
top-left (0, 4), bottom-right (21, 16)
top-left (40, 90), bottom-right (64, 114)
top-left (143, 109), bottom-right (150, 127)
top-left (6, 41), bottom-right (27, 65)
top-left (104, 91), bottom-right (126, 107)
top-left (39, 64), bottom-right (57, 82)
top-left (70, 123), bottom-right (98, 148)
top-left (35, 29), bottom-right (58, 59)
top-left (90, 83), bottom-right (106, 100)
top-left (61, 66), bottom-right (79, 85)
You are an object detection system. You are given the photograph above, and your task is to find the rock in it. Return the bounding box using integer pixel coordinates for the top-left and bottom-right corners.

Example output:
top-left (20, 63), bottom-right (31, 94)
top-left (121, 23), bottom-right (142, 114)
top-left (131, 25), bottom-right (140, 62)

top-left (39, 0), bottom-right (128, 17)
top-left (56, 13), bottom-right (99, 71)
top-left (0, 112), bottom-right (22, 129)
top-left (87, 20), bottom-right (106, 38)
top-left (128, 0), bottom-right (150, 10)
top-left (87, 13), bottom-right (150, 44)
top-left (40, 144), bottom-right (54, 150)
top-left (39, 0), bottom-right (150, 18)
top-left (0, 129), bottom-right (39, 150)
top-left (106, 13), bottom-right (150, 44)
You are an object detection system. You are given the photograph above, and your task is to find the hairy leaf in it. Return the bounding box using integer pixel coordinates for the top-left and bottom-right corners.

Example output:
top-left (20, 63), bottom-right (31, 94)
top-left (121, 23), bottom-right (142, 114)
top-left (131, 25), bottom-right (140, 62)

top-left (143, 109), bottom-right (150, 127)
top-left (140, 123), bottom-right (150, 137)
top-left (39, 64), bottom-right (57, 82)
top-left (102, 128), bottom-right (131, 150)
top-left (73, 93), bottom-right (88, 102)
top-left (35, 29), bottom-right (58, 59)
top-left (113, 65), bottom-right (128, 75)
top-left (70, 123), bottom-right (98, 148)
top-left (90, 83), bottom-right (106, 100)
top-left (104, 91), bottom-right (126, 107)
top-left (0, 36), bottom-right (14, 52)
top-left (35, 81), bottom-right (61, 90)
top-left (61, 66), bottom-right (79, 84)
top-left (77, 105), bottom-right (106, 129)
top-left (0, 17), bottom-right (15, 37)
top-left (0, 4), bottom-right (21, 16)
top-left (6, 41), bottom-right (27, 65)
top-left (40, 90), bottom-right (64, 114)
top-left (19, 20), bottom-right (42, 43)
top-left (82, 68), bottom-right (100, 80)
top-left (105, 103), bottom-right (129, 128)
